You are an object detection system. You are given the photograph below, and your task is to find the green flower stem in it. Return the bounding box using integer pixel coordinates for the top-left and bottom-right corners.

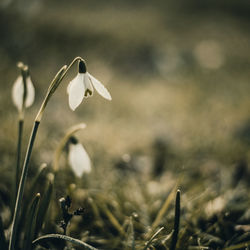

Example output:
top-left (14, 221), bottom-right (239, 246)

top-left (16, 119), bottom-right (23, 189)
top-left (35, 56), bottom-right (82, 122)
top-left (35, 65), bottom-right (67, 122)
top-left (58, 56), bottom-right (83, 83)
top-left (14, 119), bottom-right (24, 202)
top-left (13, 64), bottom-right (28, 205)
top-left (9, 121), bottom-right (40, 250)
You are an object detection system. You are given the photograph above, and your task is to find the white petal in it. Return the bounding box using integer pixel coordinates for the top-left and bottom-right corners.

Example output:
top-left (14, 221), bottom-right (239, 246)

top-left (88, 73), bottom-right (112, 100)
top-left (67, 73), bottom-right (85, 111)
top-left (25, 76), bottom-right (35, 108)
top-left (68, 143), bottom-right (91, 177)
top-left (67, 80), bottom-right (72, 94)
top-left (83, 74), bottom-right (94, 98)
top-left (12, 75), bottom-right (23, 112)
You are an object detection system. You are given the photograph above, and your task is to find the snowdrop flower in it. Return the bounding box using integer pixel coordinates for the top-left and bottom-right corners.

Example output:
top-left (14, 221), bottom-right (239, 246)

top-left (68, 136), bottom-right (91, 177)
top-left (67, 60), bottom-right (111, 111)
top-left (12, 64), bottom-right (35, 113)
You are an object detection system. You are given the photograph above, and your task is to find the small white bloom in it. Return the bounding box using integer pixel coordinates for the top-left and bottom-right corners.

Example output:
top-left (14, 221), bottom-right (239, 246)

top-left (68, 137), bottom-right (91, 177)
top-left (12, 75), bottom-right (35, 112)
top-left (67, 60), bottom-right (111, 111)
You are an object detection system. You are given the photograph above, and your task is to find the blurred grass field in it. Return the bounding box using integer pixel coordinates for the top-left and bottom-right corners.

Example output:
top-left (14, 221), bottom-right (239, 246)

top-left (1, 0), bottom-right (250, 249)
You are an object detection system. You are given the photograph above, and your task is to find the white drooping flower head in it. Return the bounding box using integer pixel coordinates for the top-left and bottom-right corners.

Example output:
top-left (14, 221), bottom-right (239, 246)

top-left (67, 60), bottom-right (112, 111)
top-left (68, 136), bottom-right (91, 177)
top-left (12, 64), bottom-right (35, 113)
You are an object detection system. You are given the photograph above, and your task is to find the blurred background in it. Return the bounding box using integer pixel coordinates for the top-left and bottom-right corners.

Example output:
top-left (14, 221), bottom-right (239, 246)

top-left (1, 0), bottom-right (250, 166)
top-left (1, 0), bottom-right (250, 247)
top-left (1, 0), bottom-right (250, 188)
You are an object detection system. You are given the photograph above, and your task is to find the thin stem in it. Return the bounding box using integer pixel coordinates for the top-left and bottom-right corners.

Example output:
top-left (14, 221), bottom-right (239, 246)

top-left (49, 57), bottom-right (83, 95)
top-left (14, 64), bottom-right (29, 199)
top-left (53, 123), bottom-right (86, 172)
top-left (35, 57), bottom-right (83, 122)
top-left (35, 65), bottom-right (67, 122)
top-left (58, 56), bottom-right (83, 84)
top-left (8, 121), bottom-right (40, 250)
top-left (16, 119), bottom-right (23, 196)
top-left (13, 119), bottom-right (24, 209)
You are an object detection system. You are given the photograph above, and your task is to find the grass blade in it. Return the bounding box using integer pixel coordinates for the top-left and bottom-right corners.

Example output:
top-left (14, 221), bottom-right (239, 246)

top-left (35, 173), bottom-right (54, 237)
top-left (143, 227), bottom-right (164, 250)
top-left (170, 189), bottom-right (181, 250)
top-left (15, 163), bottom-right (48, 245)
top-left (29, 163), bottom-right (48, 194)
top-left (101, 203), bottom-right (125, 236)
top-left (12, 119), bottom-right (24, 215)
top-left (9, 120), bottom-right (40, 250)
top-left (126, 216), bottom-right (135, 250)
top-left (150, 183), bottom-right (178, 233)
top-left (0, 215), bottom-right (7, 250)
top-left (223, 240), bottom-right (250, 250)
top-left (23, 193), bottom-right (41, 250)
top-left (32, 234), bottom-right (98, 250)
